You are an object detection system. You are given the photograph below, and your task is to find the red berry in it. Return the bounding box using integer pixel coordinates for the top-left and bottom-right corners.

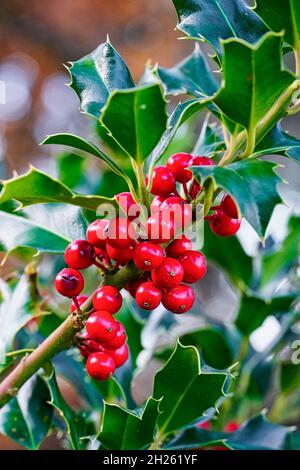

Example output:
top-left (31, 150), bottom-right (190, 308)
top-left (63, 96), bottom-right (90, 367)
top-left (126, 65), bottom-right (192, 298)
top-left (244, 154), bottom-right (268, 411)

top-left (78, 332), bottom-right (103, 358)
top-left (86, 352), bottom-right (115, 380)
top-left (224, 422), bottom-right (240, 433)
top-left (166, 236), bottom-right (192, 258)
top-left (106, 242), bottom-right (136, 265)
top-left (209, 210), bottom-right (241, 237)
top-left (220, 194), bottom-right (239, 219)
top-left (151, 195), bottom-right (165, 214)
top-left (146, 166), bottom-right (176, 197)
top-left (126, 277), bottom-right (148, 297)
top-left (104, 343), bottom-right (128, 368)
top-left (167, 152), bottom-right (192, 183)
top-left (162, 284), bottom-right (195, 313)
top-left (135, 281), bottom-right (162, 310)
top-left (86, 219), bottom-right (109, 249)
top-left (107, 217), bottom-right (133, 249)
top-left (86, 310), bottom-right (118, 342)
top-left (64, 239), bottom-right (95, 270)
top-left (69, 294), bottom-right (89, 313)
top-left (115, 192), bottom-right (140, 221)
top-left (189, 156), bottom-right (214, 199)
top-left (133, 242), bottom-right (164, 271)
top-left (146, 212), bottom-right (175, 244)
top-left (179, 250), bottom-right (207, 284)
top-left (102, 322), bottom-right (126, 350)
top-left (151, 257), bottom-right (184, 290)
top-left (160, 196), bottom-right (192, 231)
top-left (55, 268), bottom-right (84, 297)
top-left (93, 286), bottom-right (122, 314)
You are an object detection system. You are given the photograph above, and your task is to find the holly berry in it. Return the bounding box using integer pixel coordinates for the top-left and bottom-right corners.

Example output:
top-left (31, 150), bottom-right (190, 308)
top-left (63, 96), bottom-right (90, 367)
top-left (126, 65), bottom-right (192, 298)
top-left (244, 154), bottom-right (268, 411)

top-left (179, 250), bottom-right (207, 284)
top-left (151, 257), bottom-right (184, 290)
top-left (151, 195), bottom-right (165, 214)
top-left (162, 284), bottom-right (195, 313)
top-left (86, 352), bottom-right (116, 381)
top-left (86, 219), bottom-right (109, 249)
top-left (55, 268), bottom-right (84, 297)
top-left (167, 152), bottom-right (192, 183)
top-left (106, 242), bottom-right (136, 265)
top-left (107, 217), bottom-right (133, 249)
top-left (166, 236), bottom-right (192, 258)
top-left (220, 194), bottom-right (239, 219)
top-left (93, 286), bottom-right (122, 314)
top-left (146, 212), bottom-right (175, 244)
top-left (102, 322), bottom-right (126, 350)
top-left (126, 277), bottom-right (148, 297)
top-left (189, 156), bottom-right (214, 199)
top-left (104, 343), bottom-right (129, 368)
top-left (209, 210), bottom-right (241, 237)
top-left (146, 166), bottom-right (176, 197)
top-left (78, 332), bottom-right (103, 358)
top-left (224, 422), bottom-right (240, 433)
top-left (133, 242), bottom-right (164, 271)
top-left (64, 239), bottom-right (95, 270)
top-left (86, 310), bottom-right (118, 343)
top-left (115, 192), bottom-right (140, 221)
top-left (69, 294), bottom-right (89, 313)
top-left (160, 196), bottom-right (192, 231)
top-left (135, 281), bottom-right (162, 310)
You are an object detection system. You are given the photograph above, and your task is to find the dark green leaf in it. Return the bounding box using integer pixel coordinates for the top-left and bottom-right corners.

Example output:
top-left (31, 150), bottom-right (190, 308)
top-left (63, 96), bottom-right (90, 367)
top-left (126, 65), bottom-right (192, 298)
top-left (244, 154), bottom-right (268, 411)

top-left (0, 167), bottom-right (115, 211)
top-left (255, 0), bottom-right (300, 50)
top-left (255, 124), bottom-right (300, 162)
top-left (100, 84), bottom-right (168, 162)
top-left (68, 40), bottom-right (134, 119)
top-left (235, 294), bottom-right (297, 336)
top-left (172, 0), bottom-right (267, 55)
top-left (97, 397), bottom-right (160, 450)
top-left (214, 33), bottom-right (294, 131)
top-left (192, 119), bottom-right (225, 157)
top-left (153, 342), bottom-right (232, 436)
top-left (57, 152), bottom-right (85, 189)
top-left (165, 427), bottom-right (226, 449)
top-left (0, 374), bottom-right (52, 449)
top-left (192, 159), bottom-right (283, 237)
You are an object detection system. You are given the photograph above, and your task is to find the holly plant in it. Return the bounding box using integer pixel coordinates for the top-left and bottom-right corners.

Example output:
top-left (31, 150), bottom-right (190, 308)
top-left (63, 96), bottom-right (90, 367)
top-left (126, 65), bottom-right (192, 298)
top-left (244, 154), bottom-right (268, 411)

top-left (0, 0), bottom-right (299, 451)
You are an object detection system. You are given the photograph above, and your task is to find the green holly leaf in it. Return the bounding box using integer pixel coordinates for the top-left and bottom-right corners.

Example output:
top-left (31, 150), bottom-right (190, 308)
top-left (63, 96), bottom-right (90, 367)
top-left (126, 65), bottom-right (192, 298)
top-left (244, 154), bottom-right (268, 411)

top-left (149, 44), bottom-right (218, 97)
top-left (261, 216), bottom-right (300, 286)
top-left (46, 369), bottom-right (91, 450)
top-left (172, 0), bottom-right (267, 55)
top-left (202, 223), bottom-right (253, 288)
top-left (153, 342), bottom-right (232, 437)
top-left (165, 427), bottom-right (226, 449)
top-left (255, 0), bottom-right (300, 51)
top-left (97, 397), bottom-right (160, 450)
top-left (192, 159), bottom-right (283, 237)
top-left (0, 167), bottom-right (115, 211)
top-left (0, 374), bottom-right (53, 449)
top-left (100, 84), bottom-right (168, 162)
top-left (57, 153), bottom-right (85, 189)
top-left (68, 40), bottom-right (134, 119)
top-left (255, 124), bottom-right (300, 162)
top-left (192, 119), bottom-right (225, 157)
top-left (235, 294), bottom-right (297, 336)
top-left (214, 33), bottom-right (294, 131)
top-left (116, 299), bottom-right (144, 369)
top-left (225, 413), bottom-right (294, 450)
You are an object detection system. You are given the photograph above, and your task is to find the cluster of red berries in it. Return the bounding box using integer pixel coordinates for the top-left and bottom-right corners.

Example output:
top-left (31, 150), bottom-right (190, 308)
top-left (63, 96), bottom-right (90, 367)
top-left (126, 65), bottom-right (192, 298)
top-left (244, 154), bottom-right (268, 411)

top-left (54, 152), bottom-right (241, 380)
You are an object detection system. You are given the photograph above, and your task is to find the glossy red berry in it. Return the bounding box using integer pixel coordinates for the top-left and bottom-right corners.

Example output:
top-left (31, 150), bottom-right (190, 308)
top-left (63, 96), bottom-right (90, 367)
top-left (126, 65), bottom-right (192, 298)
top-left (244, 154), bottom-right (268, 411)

top-left (64, 239), bottom-right (95, 270)
top-left (107, 217), bottom-right (133, 249)
top-left (146, 212), bottom-right (175, 244)
top-left (102, 322), bottom-right (126, 350)
top-left (224, 422), bottom-right (240, 433)
top-left (133, 242), bottom-right (164, 271)
top-left (146, 166), bottom-right (176, 197)
top-left (162, 284), bottom-right (195, 313)
top-left (166, 236), bottom-right (192, 258)
top-left (160, 196), bottom-right (192, 231)
top-left (115, 192), bottom-right (140, 221)
top-left (86, 352), bottom-right (116, 381)
top-left (55, 268), bottom-right (84, 298)
top-left (167, 152), bottom-right (193, 183)
top-left (86, 310), bottom-right (118, 343)
top-left (93, 286), bottom-right (122, 314)
top-left (151, 195), bottom-right (165, 214)
top-left (86, 219), bottom-right (109, 249)
top-left (104, 343), bottom-right (129, 368)
top-left (135, 282), bottom-right (162, 310)
top-left (106, 242), bottom-right (136, 265)
top-left (179, 250), bottom-right (207, 284)
top-left (151, 257), bottom-right (184, 290)
top-left (189, 156), bottom-right (214, 199)
top-left (69, 294), bottom-right (89, 313)
top-left (209, 210), bottom-right (241, 237)
top-left (126, 277), bottom-right (148, 297)
top-left (220, 194), bottom-right (239, 219)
